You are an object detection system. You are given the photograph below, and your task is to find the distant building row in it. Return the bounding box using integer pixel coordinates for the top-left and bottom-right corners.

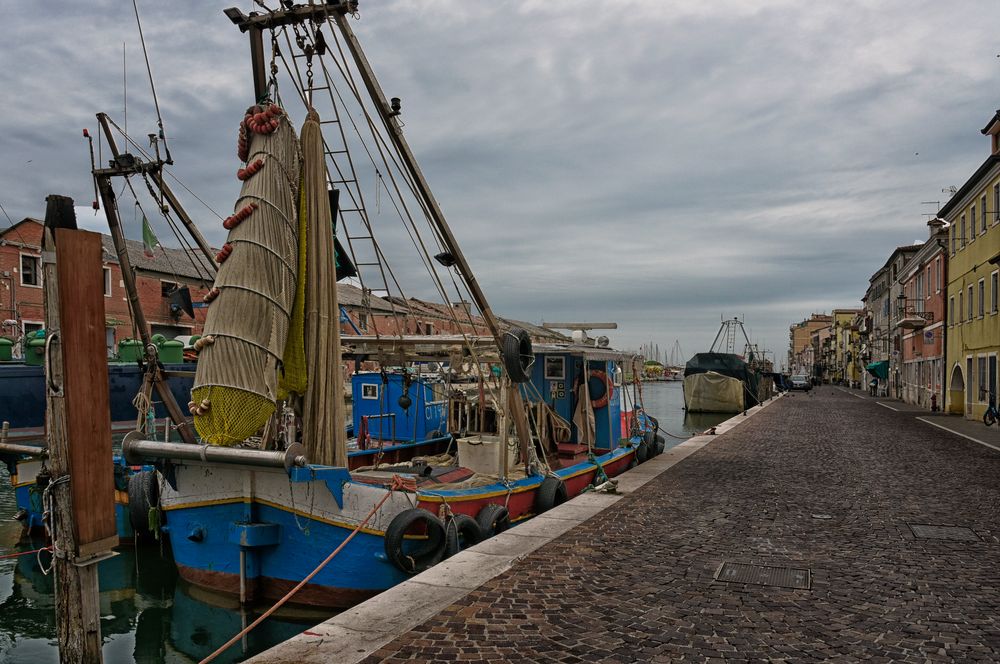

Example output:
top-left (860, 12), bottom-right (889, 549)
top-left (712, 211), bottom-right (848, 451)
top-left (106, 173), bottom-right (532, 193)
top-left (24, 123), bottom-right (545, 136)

top-left (789, 107), bottom-right (1000, 419)
top-left (0, 218), bottom-right (567, 358)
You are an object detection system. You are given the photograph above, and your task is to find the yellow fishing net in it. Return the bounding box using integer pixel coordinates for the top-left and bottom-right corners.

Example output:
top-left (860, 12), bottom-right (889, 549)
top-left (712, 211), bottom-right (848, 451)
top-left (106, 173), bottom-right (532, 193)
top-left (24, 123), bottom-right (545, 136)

top-left (278, 173), bottom-right (309, 400)
top-left (191, 103), bottom-right (301, 446)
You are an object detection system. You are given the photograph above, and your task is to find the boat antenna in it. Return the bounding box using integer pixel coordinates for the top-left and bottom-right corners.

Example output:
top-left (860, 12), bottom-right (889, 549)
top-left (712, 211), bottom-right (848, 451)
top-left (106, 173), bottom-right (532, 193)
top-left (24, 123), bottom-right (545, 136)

top-left (122, 41), bottom-right (127, 139)
top-left (132, 0), bottom-right (172, 164)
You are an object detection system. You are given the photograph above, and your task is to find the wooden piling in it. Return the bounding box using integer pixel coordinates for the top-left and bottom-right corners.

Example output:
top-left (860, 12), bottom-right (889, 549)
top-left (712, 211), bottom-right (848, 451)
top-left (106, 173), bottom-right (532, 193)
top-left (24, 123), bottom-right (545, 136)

top-left (43, 195), bottom-right (116, 664)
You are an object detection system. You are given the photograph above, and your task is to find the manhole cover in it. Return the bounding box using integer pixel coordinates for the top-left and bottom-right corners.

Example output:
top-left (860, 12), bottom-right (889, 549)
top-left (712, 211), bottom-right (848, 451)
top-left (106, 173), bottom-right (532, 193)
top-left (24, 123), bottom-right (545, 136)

top-left (908, 524), bottom-right (980, 541)
top-left (714, 562), bottom-right (811, 590)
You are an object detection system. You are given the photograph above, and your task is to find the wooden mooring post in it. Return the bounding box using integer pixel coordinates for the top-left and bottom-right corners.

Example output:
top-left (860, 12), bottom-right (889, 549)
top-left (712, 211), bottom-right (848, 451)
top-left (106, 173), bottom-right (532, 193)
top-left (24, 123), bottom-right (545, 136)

top-left (42, 195), bottom-right (118, 664)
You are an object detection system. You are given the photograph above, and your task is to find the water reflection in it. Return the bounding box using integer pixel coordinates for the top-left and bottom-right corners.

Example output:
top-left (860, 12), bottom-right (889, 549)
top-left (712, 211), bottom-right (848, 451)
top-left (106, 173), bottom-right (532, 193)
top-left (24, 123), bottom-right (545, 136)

top-left (0, 492), bottom-right (328, 664)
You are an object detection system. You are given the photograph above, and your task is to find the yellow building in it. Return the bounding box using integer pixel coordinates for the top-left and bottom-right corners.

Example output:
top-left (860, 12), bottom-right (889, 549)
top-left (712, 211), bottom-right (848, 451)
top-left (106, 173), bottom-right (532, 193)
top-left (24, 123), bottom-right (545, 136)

top-left (941, 110), bottom-right (1000, 418)
top-left (832, 309), bottom-right (861, 385)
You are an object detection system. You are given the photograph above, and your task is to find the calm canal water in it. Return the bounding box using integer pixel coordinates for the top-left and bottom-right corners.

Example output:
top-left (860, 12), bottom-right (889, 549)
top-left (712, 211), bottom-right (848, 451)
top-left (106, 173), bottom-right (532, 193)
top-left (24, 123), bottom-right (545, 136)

top-left (0, 380), bottom-right (728, 662)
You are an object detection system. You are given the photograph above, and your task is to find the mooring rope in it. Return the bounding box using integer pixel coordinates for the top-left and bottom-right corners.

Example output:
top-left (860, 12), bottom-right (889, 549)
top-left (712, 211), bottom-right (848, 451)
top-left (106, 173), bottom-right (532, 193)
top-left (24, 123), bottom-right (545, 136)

top-left (200, 474), bottom-right (414, 664)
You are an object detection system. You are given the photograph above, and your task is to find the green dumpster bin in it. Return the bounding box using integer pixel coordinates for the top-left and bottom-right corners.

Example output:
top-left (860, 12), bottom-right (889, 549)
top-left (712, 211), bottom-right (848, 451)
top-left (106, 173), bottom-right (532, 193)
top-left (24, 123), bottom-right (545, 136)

top-left (25, 336), bottom-right (47, 366)
top-left (118, 339), bottom-right (144, 363)
top-left (160, 339), bottom-right (184, 364)
top-left (0, 337), bottom-right (13, 362)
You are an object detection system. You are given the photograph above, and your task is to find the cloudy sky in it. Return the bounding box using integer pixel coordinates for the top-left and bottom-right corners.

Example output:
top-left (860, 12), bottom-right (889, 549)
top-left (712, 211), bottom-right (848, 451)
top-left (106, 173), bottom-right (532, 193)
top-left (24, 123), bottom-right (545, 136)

top-left (2, 0), bottom-right (999, 366)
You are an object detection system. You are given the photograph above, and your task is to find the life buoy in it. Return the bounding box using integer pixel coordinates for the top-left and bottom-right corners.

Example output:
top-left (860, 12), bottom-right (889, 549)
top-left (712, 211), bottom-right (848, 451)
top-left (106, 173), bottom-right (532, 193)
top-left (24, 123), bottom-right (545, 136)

top-left (588, 369), bottom-right (613, 409)
top-left (384, 508), bottom-right (447, 574)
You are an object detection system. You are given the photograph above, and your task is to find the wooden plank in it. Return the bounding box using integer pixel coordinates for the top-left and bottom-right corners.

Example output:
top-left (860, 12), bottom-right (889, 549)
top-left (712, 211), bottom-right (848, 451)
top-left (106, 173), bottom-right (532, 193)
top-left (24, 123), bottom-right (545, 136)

top-left (54, 227), bottom-right (117, 550)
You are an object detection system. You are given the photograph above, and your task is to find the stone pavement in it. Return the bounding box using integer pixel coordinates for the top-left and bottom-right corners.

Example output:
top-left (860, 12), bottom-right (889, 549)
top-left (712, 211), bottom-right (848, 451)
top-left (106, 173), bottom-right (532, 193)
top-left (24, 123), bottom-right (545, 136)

top-left (356, 386), bottom-right (1000, 662)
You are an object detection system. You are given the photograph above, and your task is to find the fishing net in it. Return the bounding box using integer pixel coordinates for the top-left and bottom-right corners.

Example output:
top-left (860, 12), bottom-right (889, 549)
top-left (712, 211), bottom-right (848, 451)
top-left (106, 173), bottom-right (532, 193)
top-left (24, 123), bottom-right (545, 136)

top-left (300, 108), bottom-right (346, 466)
top-left (278, 172), bottom-right (309, 400)
top-left (191, 104), bottom-right (302, 445)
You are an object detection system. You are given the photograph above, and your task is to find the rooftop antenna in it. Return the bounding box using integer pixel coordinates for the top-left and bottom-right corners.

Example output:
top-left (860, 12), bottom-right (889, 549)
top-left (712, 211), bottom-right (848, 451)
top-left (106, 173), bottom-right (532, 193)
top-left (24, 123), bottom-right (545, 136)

top-left (920, 201), bottom-right (941, 219)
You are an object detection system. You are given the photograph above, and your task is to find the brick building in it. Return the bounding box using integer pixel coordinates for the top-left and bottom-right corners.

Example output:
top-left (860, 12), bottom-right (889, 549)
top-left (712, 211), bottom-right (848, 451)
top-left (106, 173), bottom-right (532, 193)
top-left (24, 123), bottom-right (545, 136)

top-left (1, 218), bottom-right (213, 357)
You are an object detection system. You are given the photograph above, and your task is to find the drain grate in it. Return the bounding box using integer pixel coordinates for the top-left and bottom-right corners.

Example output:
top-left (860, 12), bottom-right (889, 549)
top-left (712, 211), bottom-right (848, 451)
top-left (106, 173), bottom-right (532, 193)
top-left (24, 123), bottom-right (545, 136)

top-left (714, 562), bottom-right (811, 590)
top-left (908, 524), bottom-right (980, 542)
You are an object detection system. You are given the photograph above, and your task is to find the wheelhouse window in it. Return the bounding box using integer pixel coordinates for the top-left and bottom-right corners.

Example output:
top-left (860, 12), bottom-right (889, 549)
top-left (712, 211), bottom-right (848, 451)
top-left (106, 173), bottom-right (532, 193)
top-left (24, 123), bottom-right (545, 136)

top-left (20, 254), bottom-right (40, 287)
top-left (361, 383), bottom-right (378, 400)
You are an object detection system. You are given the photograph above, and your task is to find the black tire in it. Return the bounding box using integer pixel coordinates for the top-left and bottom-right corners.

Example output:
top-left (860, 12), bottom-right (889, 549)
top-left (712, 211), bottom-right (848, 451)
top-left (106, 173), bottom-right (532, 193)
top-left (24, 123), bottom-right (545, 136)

top-left (384, 508), bottom-right (447, 574)
top-left (476, 503), bottom-right (511, 538)
top-left (643, 430), bottom-right (658, 458)
top-left (636, 440), bottom-right (650, 464)
top-left (985, 410), bottom-right (997, 427)
top-left (502, 328), bottom-right (534, 384)
top-left (535, 477), bottom-right (568, 514)
top-left (444, 514), bottom-right (485, 556)
top-left (655, 434), bottom-right (666, 455)
top-left (127, 470), bottom-right (159, 539)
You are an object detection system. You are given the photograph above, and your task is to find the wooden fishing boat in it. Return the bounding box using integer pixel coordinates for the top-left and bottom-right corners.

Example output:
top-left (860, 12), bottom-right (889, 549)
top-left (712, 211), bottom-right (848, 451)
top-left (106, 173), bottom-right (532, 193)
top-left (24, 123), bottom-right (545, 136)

top-left (85, 0), bottom-right (661, 611)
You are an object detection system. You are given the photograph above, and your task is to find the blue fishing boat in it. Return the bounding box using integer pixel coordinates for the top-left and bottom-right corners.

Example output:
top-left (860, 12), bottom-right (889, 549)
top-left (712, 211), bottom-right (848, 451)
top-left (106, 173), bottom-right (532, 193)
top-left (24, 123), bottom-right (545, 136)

top-left (88, 0), bottom-right (662, 617)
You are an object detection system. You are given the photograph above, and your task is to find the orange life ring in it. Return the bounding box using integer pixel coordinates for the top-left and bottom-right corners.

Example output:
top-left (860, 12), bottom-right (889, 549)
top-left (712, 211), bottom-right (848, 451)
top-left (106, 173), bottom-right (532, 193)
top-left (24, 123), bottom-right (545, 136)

top-left (588, 369), bottom-right (613, 409)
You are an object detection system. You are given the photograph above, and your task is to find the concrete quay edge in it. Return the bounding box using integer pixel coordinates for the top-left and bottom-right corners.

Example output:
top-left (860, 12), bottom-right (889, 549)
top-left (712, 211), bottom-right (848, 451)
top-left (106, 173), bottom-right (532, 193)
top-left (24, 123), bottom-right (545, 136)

top-left (247, 393), bottom-right (784, 664)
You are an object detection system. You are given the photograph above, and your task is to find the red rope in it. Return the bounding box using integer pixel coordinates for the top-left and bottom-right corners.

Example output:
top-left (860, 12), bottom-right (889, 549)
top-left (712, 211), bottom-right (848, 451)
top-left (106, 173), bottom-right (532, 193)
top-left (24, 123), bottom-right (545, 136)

top-left (0, 546), bottom-right (51, 560)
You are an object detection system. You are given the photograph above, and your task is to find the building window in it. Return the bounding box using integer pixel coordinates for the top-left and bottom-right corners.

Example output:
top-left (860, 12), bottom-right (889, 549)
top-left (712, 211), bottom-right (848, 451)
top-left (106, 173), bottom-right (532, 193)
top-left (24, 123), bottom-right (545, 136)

top-left (961, 215), bottom-right (967, 248)
top-left (20, 254), bottom-right (40, 287)
top-left (949, 296), bottom-right (955, 325)
top-left (992, 271), bottom-right (999, 314)
top-left (979, 279), bottom-right (986, 318)
top-left (959, 292), bottom-right (964, 323)
top-left (936, 257), bottom-right (941, 292)
top-left (358, 312), bottom-right (368, 332)
top-left (968, 285), bottom-right (974, 321)
top-left (160, 281), bottom-right (177, 297)
top-left (424, 322), bottom-right (434, 335)
top-left (994, 183), bottom-right (1000, 224)
top-left (970, 206), bottom-right (976, 241)
top-left (979, 356), bottom-right (988, 402)
top-left (103, 267), bottom-right (112, 297)
top-left (982, 195), bottom-right (988, 233)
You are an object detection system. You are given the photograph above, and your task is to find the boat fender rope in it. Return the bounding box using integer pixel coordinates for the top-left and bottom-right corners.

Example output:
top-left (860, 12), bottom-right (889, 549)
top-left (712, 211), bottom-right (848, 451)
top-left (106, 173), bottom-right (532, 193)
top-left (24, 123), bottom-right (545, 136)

top-left (200, 474), bottom-right (411, 664)
top-left (192, 335), bottom-right (215, 352)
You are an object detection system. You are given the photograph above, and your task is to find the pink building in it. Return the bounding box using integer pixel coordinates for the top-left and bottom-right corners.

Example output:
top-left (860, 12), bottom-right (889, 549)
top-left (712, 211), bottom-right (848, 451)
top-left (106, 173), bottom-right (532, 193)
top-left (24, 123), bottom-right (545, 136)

top-left (898, 219), bottom-right (948, 410)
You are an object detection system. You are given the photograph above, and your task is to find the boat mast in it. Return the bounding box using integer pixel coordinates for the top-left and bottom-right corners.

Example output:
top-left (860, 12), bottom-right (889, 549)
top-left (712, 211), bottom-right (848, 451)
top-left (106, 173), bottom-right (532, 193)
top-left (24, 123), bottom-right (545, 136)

top-left (92, 115), bottom-right (197, 444)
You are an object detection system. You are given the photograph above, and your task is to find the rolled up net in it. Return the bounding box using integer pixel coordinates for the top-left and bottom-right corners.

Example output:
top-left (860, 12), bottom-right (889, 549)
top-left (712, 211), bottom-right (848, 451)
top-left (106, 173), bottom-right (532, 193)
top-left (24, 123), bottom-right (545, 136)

top-left (191, 104), bottom-right (302, 445)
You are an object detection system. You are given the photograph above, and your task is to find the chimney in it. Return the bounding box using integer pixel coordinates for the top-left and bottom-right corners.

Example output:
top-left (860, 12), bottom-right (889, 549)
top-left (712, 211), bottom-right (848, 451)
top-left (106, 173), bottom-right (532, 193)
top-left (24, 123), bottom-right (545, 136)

top-left (927, 217), bottom-right (946, 238)
top-left (981, 109), bottom-right (1000, 155)
top-left (452, 300), bottom-right (472, 316)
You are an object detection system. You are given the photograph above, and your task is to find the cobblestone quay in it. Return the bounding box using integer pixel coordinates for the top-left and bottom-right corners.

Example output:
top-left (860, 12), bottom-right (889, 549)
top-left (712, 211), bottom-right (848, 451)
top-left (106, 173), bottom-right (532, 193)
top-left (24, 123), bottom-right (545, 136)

top-left (364, 388), bottom-right (1000, 662)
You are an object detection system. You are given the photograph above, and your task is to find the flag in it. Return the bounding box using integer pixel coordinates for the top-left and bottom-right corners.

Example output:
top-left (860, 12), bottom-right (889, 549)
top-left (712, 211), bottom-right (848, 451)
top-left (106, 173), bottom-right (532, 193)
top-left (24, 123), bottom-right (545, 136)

top-left (142, 215), bottom-right (160, 258)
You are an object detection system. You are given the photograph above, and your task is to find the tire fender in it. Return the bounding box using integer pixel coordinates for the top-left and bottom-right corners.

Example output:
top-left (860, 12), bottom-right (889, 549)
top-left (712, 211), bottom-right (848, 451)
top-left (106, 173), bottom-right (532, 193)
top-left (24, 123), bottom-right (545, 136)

top-left (444, 513), bottom-right (485, 556)
top-left (476, 503), bottom-right (512, 538)
top-left (384, 508), bottom-right (447, 574)
top-left (127, 470), bottom-right (159, 539)
top-left (535, 476), bottom-right (568, 514)
top-left (502, 328), bottom-right (534, 383)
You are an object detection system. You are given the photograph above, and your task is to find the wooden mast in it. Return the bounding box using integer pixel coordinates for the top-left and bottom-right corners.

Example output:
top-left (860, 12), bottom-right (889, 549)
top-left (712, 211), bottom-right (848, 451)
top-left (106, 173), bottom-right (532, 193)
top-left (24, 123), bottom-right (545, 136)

top-left (93, 115), bottom-right (197, 444)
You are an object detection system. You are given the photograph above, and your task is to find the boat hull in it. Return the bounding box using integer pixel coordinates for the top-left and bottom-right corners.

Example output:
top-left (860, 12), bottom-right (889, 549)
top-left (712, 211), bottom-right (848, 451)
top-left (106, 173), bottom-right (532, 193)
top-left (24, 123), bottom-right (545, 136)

top-left (158, 445), bottom-right (638, 608)
top-left (683, 372), bottom-right (744, 413)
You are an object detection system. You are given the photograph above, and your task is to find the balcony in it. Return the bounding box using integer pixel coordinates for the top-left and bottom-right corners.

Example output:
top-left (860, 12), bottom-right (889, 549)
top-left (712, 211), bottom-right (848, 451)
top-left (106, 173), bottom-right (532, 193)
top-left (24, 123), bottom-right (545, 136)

top-left (896, 303), bottom-right (934, 330)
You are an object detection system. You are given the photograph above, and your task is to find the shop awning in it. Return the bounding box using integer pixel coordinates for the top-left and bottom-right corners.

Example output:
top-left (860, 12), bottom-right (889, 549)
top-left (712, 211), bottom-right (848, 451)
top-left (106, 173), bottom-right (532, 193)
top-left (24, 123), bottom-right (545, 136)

top-left (866, 360), bottom-right (889, 380)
